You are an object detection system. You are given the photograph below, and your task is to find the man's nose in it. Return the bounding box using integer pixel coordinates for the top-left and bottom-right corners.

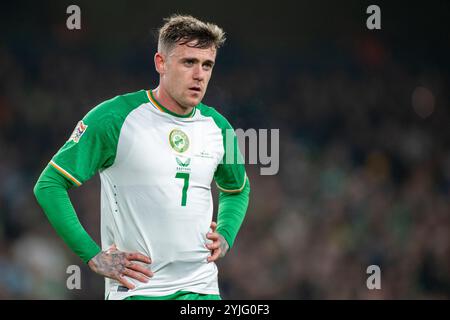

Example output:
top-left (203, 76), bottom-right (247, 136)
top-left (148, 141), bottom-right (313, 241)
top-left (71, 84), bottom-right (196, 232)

top-left (192, 65), bottom-right (205, 81)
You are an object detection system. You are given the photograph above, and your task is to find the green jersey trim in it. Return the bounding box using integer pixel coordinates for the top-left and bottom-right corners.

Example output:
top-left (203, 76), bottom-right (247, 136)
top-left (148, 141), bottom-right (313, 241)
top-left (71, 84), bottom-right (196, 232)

top-left (216, 174), bottom-right (248, 193)
top-left (147, 90), bottom-right (196, 118)
top-left (49, 160), bottom-right (82, 186)
top-left (123, 291), bottom-right (221, 300)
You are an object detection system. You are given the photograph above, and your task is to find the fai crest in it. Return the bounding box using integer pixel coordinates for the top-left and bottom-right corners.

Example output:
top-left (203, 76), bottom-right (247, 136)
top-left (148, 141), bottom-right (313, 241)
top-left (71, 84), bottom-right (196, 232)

top-left (169, 129), bottom-right (189, 153)
top-left (69, 120), bottom-right (88, 143)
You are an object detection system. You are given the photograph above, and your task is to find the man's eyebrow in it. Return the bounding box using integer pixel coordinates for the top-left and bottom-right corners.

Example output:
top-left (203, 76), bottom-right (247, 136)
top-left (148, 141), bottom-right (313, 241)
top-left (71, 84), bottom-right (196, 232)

top-left (181, 57), bottom-right (215, 65)
top-left (203, 59), bottom-right (215, 66)
top-left (181, 57), bottom-right (199, 62)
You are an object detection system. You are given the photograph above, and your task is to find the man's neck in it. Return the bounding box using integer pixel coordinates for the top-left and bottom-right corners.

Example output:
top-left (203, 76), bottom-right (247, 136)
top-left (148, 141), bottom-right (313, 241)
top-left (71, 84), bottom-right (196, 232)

top-left (152, 87), bottom-right (193, 116)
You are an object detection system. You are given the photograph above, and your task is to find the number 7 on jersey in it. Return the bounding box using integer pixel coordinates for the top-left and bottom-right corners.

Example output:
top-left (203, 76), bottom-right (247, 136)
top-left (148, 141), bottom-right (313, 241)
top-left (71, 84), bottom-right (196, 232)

top-left (175, 172), bottom-right (190, 206)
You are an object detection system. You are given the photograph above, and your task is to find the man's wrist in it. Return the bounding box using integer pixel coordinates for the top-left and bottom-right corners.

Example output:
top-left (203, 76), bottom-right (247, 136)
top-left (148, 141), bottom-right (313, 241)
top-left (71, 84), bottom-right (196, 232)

top-left (217, 233), bottom-right (229, 257)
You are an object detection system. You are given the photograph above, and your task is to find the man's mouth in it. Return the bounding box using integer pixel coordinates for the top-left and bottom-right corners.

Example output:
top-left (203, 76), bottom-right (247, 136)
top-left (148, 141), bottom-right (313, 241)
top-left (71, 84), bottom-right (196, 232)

top-left (189, 86), bottom-right (201, 92)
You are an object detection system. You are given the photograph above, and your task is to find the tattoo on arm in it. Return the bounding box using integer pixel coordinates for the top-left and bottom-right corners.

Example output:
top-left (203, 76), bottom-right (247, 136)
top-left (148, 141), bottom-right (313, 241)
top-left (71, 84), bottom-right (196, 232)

top-left (90, 251), bottom-right (128, 277)
top-left (218, 234), bottom-right (229, 258)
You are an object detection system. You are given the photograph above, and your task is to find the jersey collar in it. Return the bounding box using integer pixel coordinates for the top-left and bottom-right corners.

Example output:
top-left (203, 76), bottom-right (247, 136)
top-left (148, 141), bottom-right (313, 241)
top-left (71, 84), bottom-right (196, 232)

top-left (147, 90), bottom-right (196, 118)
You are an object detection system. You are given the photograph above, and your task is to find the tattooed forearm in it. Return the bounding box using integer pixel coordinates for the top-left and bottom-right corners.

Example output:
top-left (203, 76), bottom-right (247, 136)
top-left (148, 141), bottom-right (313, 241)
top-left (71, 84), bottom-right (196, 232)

top-left (218, 234), bottom-right (229, 258)
top-left (90, 251), bottom-right (128, 277)
top-left (87, 245), bottom-right (152, 289)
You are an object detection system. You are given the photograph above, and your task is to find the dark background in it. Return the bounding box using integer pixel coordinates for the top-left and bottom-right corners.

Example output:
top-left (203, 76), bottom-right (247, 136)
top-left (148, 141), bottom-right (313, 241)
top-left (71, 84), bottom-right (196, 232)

top-left (0, 0), bottom-right (449, 299)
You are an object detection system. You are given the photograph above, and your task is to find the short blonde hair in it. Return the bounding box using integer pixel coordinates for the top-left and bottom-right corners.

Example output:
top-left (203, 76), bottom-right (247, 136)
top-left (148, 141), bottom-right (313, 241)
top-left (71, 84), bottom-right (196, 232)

top-left (158, 14), bottom-right (226, 53)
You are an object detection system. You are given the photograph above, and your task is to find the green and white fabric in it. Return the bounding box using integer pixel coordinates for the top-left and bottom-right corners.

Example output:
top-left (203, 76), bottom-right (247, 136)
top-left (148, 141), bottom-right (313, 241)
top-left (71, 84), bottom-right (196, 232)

top-left (34, 89), bottom-right (250, 300)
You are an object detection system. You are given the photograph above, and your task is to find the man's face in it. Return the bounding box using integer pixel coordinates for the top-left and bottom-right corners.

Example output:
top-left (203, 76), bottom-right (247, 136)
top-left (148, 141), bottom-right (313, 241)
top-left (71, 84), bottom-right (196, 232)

top-left (157, 41), bottom-right (217, 109)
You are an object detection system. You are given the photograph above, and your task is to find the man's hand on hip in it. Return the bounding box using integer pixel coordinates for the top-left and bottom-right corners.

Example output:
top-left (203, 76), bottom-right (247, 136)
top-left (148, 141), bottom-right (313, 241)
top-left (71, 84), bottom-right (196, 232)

top-left (87, 244), bottom-right (153, 290)
top-left (206, 221), bottom-right (229, 262)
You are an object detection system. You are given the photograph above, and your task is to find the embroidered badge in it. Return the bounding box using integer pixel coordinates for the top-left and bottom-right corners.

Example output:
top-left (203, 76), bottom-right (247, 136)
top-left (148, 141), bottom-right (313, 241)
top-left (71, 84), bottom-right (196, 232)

top-left (69, 120), bottom-right (88, 143)
top-left (169, 128), bottom-right (190, 153)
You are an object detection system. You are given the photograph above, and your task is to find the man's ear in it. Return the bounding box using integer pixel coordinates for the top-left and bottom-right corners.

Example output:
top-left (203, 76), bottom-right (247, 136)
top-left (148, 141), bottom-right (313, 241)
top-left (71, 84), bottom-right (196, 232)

top-left (154, 52), bottom-right (165, 75)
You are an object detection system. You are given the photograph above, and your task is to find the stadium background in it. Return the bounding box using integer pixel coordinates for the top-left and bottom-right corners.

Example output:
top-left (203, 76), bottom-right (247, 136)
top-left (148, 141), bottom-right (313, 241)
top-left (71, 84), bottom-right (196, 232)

top-left (0, 0), bottom-right (449, 299)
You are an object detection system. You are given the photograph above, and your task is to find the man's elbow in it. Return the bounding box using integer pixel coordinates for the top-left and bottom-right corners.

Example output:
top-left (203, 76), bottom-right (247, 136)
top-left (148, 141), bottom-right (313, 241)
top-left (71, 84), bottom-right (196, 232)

top-left (33, 180), bottom-right (44, 204)
top-left (245, 177), bottom-right (250, 192)
top-left (239, 177), bottom-right (250, 196)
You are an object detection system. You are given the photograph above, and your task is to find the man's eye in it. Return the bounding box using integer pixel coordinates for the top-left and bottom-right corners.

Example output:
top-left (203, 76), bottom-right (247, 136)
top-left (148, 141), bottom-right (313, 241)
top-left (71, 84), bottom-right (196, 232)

top-left (203, 64), bottom-right (212, 70)
top-left (184, 61), bottom-right (194, 66)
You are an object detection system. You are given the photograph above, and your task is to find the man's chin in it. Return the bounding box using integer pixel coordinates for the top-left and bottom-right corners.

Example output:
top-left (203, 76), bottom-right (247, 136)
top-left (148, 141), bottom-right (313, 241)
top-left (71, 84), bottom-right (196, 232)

top-left (184, 97), bottom-right (202, 108)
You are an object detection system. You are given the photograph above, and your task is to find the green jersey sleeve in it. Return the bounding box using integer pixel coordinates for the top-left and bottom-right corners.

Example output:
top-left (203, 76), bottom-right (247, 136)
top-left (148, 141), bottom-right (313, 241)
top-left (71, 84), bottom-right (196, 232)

top-left (196, 104), bottom-right (247, 192)
top-left (197, 103), bottom-right (250, 248)
top-left (34, 164), bottom-right (101, 263)
top-left (213, 120), bottom-right (247, 192)
top-left (50, 91), bottom-right (147, 185)
top-left (34, 90), bottom-right (148, 263)
top-left (51, 102), bottom-right (119, 186)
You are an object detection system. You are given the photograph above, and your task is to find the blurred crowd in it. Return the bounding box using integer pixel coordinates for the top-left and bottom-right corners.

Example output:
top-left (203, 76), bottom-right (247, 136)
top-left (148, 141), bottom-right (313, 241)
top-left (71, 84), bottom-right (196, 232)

top-left (220, 67), bottom-right (450, 299)
top-left (1, 25), bottom-right (449, 299)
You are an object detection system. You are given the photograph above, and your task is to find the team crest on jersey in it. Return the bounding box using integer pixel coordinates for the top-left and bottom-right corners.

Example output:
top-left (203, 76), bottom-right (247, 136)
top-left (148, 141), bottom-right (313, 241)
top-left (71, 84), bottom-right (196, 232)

top-left (169, 129), bottom-right (189, 153)
top-left (69, 120), bottom-right (88, 143)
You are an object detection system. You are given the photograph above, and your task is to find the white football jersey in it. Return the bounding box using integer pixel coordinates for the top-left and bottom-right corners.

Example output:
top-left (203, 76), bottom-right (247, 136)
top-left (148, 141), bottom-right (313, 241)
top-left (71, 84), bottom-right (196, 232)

top-left (50, 89), bottom-right (247, 300)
